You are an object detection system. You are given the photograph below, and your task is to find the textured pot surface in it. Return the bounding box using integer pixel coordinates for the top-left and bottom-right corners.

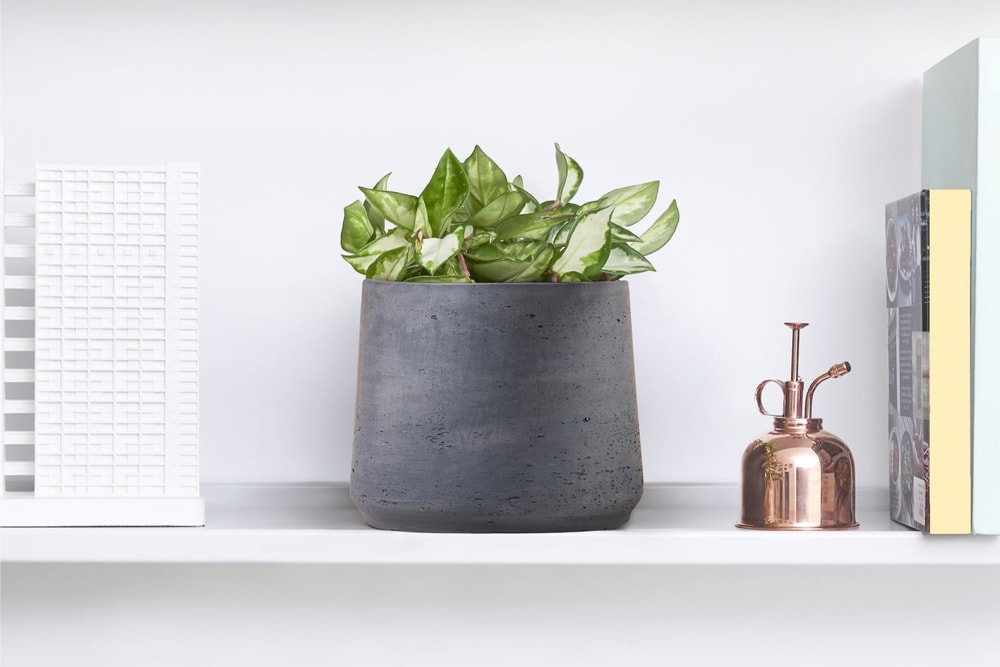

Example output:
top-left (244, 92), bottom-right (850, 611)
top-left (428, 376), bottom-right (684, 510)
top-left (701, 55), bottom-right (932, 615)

top-left (350, 280), bottom-right (643, 533)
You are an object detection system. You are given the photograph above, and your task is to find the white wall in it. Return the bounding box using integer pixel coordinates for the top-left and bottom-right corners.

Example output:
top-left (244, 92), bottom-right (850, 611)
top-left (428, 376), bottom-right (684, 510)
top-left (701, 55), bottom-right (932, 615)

top-left (3, 3), bottom-right (1000, 666)
top-left (6, 0), bottom-right (999, 487)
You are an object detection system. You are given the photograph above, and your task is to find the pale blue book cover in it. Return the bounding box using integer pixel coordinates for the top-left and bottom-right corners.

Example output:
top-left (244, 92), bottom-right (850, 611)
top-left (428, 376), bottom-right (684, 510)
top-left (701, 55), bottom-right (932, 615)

top-left (922, 38), bottom-right (1000, 534)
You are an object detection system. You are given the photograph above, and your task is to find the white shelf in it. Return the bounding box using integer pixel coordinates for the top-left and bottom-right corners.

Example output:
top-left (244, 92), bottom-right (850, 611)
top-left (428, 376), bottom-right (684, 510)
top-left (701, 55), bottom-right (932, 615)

top-left (1, 483), bottom-right (998, 565)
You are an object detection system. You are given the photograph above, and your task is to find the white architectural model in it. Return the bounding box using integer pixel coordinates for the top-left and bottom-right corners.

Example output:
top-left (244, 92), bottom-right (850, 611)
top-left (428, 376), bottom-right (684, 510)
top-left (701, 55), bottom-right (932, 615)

top-left (1, 140), bottom-right (203, 525)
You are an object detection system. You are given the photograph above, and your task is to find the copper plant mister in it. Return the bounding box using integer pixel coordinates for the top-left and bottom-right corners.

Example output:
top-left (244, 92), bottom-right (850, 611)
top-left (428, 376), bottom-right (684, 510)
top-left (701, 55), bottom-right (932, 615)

top-left (737, 323), bottom-right (859, 530)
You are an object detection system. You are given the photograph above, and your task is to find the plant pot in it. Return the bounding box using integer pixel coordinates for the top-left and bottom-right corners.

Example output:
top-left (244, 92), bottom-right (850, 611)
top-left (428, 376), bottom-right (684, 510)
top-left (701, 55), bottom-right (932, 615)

top-left (350, 279), bottom-right (644, 532)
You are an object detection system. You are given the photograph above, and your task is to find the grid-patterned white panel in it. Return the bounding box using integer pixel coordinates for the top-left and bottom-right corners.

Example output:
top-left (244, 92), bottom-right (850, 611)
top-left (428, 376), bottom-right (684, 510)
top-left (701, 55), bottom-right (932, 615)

top-left (33, 164), bottom-right (199, 498)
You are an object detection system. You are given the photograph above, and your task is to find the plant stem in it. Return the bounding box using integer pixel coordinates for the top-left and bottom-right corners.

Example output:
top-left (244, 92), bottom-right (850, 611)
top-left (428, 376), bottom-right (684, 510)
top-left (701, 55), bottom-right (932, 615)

top-left (458, 253), bottom-right (470, 278)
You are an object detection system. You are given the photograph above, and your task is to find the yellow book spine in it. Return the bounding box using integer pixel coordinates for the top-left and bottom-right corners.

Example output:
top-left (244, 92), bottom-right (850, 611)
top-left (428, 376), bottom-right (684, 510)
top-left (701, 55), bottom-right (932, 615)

top-left (928, 189), bottom-right (972, 534)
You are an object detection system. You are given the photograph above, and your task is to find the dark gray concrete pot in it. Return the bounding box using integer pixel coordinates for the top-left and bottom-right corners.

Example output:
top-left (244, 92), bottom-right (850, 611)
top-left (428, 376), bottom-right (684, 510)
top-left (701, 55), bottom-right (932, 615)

top-left (350, 279), bottom-right (643, 532)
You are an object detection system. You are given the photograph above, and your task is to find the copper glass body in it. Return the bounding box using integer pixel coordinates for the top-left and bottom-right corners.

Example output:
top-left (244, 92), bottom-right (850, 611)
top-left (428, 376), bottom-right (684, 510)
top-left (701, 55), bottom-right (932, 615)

top-left (738, 323), bottom-right (859, 530)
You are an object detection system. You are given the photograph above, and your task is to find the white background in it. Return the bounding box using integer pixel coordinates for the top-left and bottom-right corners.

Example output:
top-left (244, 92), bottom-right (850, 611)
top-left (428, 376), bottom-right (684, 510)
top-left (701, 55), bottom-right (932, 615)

top-left (8, 0), bottom-right (999, 489)
top-left (3, 2), bottom-right (1000, 666)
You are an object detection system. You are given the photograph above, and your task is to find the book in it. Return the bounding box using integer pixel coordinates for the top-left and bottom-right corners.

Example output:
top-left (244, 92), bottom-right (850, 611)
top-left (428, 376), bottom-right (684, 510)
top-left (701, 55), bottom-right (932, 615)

top-left (886, 190), bottom-right (971, 533)
top-left (922, 38), bottom-right (1000, 534)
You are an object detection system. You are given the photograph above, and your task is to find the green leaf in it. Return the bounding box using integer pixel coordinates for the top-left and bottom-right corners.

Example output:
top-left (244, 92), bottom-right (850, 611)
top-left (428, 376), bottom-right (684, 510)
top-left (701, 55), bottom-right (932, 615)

top-left (463, 230), bottom-right (497, 250)
top-left (547, 218), bottom-right (576, 246)
top-left (464, 146), bottom-right (509, 210)
top-left (343, 254), bottom-right (379, 275)
top-left (466, 191), bottom-right (527, 229)
top-left (451, 204), bottom-right (472, 224)
top-left (507, 245), bottom-right (556, 282)
top-left (467, 257), bottom-right (531, 282)
top-left (550, 206), bottom-right (613, 278)
top-left (366, 245), bottom-right (414, 281)
top-left (631, 199), bottom-right (679, 255)
top-left (599, 181), bottom-right (659, 226)
top-left (539, 201), bottom-right (579, 216)
top-left (343, 228), bottom-right (411, 274)
top-left (462, 243), bottom-right (508, 263)
top-left (357, 227), bottom-right (410, 255)
top-left (342, 146), bottom-right (677, 283)
top-left (610, 223), bottom-right (643, 244)
top-left (363, 173), bottom-right (391, 233)
top-left (420, 149), bottom-right (471, 237)
top-left (495, 211), bottom-right (573, 241)
top-left (418, 230), bottom-right (463, 274)
top-left (509, 181), bottom-right (539, 213)
top-left (602, 243), bottom-right (656, 275)
top-left (414, 197), bottom-right (432, 238)
top-left (360, 187), bottom-right (418, 231)
top-left (503, 240), bottom-right (545, 261)
top-left (442, 257), bottom-right (463, 276)
top-left (555, 143), bottom-right (584, 204)
top-left (341, 201), bottom-right (375, 254)
top-left (404, 275), bottom-right (473, 283)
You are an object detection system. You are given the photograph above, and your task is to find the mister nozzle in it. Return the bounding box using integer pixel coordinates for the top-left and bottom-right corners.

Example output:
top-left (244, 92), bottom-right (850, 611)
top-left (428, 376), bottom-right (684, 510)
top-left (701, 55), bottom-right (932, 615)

top-left (804, 362), bottom-right (853, 419)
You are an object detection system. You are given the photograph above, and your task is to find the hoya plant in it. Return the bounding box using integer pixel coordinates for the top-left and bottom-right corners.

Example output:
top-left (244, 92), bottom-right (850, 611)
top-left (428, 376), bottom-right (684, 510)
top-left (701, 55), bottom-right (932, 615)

top-left (340, 144), bottom-right (679, 283)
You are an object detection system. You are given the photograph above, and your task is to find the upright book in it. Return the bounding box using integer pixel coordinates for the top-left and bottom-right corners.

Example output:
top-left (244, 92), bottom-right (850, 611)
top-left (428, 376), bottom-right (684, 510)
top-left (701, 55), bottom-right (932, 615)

top-left (922, 38), bottom-right (1000, 534)
top-left (886, 189), bottom-right (971, 533)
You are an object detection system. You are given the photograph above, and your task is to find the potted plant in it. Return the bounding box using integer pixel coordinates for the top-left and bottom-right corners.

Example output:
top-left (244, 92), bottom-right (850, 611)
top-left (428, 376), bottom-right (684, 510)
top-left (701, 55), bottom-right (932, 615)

top-left (342, 144), bottom-right (679, 532)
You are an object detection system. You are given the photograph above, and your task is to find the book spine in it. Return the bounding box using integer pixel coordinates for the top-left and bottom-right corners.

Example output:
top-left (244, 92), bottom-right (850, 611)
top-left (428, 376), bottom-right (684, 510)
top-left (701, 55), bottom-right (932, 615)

top-left (972, 40), bottom-right (1000, 534)
top-left (927, 189), bottom-right (972, 534)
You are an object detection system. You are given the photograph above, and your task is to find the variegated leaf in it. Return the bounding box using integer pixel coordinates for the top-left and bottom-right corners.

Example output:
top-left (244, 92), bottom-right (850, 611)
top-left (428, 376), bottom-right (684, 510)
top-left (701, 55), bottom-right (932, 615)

top-left (467, 257), bottom-right (531, 282)
top-left (503, 240), bottom-right (544, 261)
top-left (414, 196), bottom-right (431, 238)
top-left (631, 199), bottom-right (679, 255)
top-left (508, 245), bottom-right (556, 282)
top-left (554, 143), bottom-right (584, 204)
top-left (495, 211), bottom-right (573, 241)
top-left (343, 229), bottom-right (411, 274)
top-left (345, 232), bottom-right (410, 275)
top-left (343, 253), bottom-right (380, 275)
top-left (451, 204), bottom-right (472, 224)
top-left (463, 230), bottom-right (497, 250)
top-left (418, 229), bottom-right (463, 274)
top-left (404, 275), bottom-right (473, 283)
top-left (509, 180), bottom-right (539, 213)
top-left (420, 148), bottom-right (470, 237)
top-left (356, 227), bottom-right (410, 255)
top-left (366, 245), bottom-right (414, 281)
top-left (463, 243), bottom-right (508, 263)
top-left (441, 257), bottom-right (463, 276)
top-left (466, 191), bottom-right (527, 229)
top-left (602, 243), bottom-right (656, 275)
top-left (599, 181), bottom-right (659, 226)
top-left (363, 173), bottom-right (391, 233)
top-left (547, 218), bottom-right (575, 246)
top-left (464, 145), bottom-right (509, 210)
top-left (610, 223), bottom-right (643, 244)
top-left (550, 206), bottom-right (613, 278)
top-left (359, 187), bottom-right (418, 230)
top-left (341, 201), bottom-right (375, 254)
